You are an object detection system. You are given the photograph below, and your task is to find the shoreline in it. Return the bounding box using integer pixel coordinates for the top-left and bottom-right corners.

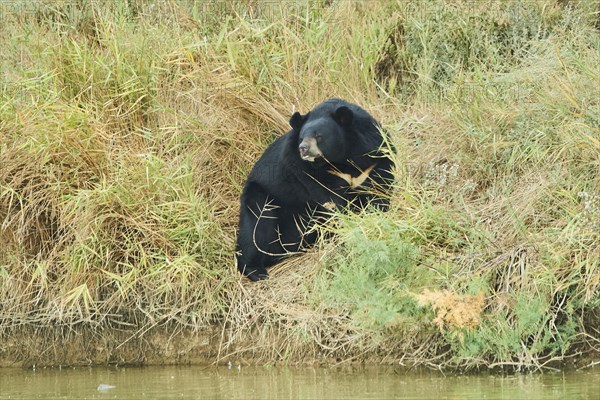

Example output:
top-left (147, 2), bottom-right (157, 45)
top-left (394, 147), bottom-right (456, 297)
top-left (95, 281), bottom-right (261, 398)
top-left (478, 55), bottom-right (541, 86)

top-left (2, 325), bottom-right (598, 371)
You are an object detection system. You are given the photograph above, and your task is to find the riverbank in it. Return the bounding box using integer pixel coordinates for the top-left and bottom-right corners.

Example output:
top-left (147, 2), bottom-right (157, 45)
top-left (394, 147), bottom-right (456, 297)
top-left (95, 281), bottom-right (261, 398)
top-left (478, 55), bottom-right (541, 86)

top-left (1, 1), bottom-right (599, 371)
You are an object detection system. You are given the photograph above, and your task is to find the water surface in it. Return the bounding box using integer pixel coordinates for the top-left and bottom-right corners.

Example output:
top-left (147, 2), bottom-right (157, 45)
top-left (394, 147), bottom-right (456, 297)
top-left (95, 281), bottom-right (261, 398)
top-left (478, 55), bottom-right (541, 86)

top-left (1, 365), bottom-right (599, 399)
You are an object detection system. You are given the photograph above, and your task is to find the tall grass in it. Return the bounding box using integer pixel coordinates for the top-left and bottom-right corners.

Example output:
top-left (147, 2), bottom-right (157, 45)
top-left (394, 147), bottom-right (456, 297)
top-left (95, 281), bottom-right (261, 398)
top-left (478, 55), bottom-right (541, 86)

top-left (0, 0), bottom-right (599, 370)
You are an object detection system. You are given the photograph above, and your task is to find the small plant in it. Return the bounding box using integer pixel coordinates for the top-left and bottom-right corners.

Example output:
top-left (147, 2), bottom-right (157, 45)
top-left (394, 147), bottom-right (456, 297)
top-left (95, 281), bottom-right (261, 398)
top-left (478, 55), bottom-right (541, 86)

top-left (415, 289), bottom-right (486, 335)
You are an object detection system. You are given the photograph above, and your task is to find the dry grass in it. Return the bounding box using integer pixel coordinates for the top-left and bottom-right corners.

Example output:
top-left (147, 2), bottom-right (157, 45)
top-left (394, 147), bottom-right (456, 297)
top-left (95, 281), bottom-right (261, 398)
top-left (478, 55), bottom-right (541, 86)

top-left (0, 0), bottom-right (599, 370)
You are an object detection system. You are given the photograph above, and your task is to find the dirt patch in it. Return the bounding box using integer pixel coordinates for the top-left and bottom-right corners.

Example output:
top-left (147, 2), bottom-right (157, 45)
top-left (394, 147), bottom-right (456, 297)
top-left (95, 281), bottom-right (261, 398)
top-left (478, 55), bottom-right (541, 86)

top-left (0, 326), bottom-right (220, 368)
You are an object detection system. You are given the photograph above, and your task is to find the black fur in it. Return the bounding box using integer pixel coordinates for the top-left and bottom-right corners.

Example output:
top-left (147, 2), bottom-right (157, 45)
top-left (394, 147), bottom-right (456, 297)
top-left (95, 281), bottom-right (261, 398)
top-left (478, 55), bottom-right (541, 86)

top-left (236, 98), bottom-right (394, 281)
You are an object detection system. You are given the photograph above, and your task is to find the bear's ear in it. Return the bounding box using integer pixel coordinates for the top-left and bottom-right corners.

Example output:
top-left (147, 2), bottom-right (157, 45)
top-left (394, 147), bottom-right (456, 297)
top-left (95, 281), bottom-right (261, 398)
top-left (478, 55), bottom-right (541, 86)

top-left (334, 106), bottom-right (353, 127)
top-left (289, 112), bottom-right (307, 131)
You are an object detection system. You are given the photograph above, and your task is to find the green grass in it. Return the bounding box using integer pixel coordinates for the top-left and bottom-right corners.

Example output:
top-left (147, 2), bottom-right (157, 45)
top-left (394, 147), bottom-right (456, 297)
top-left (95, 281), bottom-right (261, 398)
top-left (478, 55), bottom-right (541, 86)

top-left (0, 0), bottom-right (599, 370)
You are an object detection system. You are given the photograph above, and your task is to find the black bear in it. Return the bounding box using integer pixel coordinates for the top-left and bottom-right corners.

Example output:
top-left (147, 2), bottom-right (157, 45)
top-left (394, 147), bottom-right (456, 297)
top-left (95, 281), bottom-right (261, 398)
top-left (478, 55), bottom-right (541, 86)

top-left (236, 98), bottom-right (394, 281)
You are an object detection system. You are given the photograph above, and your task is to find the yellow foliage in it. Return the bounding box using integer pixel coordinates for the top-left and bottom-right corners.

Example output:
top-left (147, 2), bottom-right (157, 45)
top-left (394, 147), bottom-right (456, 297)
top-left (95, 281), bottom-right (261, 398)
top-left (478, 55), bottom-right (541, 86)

top-left (415, 289), bottom-right (486, 333)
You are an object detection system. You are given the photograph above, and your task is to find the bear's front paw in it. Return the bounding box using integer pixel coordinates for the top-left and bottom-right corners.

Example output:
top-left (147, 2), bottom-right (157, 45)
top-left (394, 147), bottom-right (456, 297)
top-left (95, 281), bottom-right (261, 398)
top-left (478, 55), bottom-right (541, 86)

top-left (246, 269), bottom-right (269, 282)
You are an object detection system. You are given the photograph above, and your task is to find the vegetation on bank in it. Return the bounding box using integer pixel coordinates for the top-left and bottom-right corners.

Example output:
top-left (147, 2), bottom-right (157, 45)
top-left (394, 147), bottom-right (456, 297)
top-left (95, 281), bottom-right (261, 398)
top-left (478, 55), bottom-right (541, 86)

top-left (0, 0), bottom-right (599, 370)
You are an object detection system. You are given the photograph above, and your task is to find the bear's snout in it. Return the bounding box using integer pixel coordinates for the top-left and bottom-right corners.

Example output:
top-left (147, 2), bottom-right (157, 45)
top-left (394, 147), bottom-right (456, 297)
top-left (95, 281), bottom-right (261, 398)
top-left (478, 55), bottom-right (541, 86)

top-left (299, 142), bottom-right (310, 156)
top-left (298, 137), bottom-right (322, 162)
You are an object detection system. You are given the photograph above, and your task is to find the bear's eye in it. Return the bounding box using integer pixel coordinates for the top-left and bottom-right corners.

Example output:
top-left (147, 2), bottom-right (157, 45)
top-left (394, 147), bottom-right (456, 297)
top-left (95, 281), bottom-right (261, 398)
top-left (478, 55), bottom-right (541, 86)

top-left (314, 133), bottom-right (322, 141)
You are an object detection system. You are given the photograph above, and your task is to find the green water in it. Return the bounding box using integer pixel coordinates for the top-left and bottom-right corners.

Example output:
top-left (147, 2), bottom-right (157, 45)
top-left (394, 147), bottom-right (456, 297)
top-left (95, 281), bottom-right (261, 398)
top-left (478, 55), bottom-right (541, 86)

top-left (1, 365), bottom-right (599, 399)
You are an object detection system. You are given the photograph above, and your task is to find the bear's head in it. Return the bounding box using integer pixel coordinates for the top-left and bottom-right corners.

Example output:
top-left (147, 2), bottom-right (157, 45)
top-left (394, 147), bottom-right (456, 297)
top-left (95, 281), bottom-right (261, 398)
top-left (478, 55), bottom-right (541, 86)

top-left (289, 104), bottom-right (354, 164)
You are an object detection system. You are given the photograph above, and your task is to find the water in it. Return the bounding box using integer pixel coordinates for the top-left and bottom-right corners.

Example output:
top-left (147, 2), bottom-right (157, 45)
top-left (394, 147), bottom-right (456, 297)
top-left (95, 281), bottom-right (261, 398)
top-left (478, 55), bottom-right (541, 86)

top-left (1, 365), bottom-right (599, 399)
